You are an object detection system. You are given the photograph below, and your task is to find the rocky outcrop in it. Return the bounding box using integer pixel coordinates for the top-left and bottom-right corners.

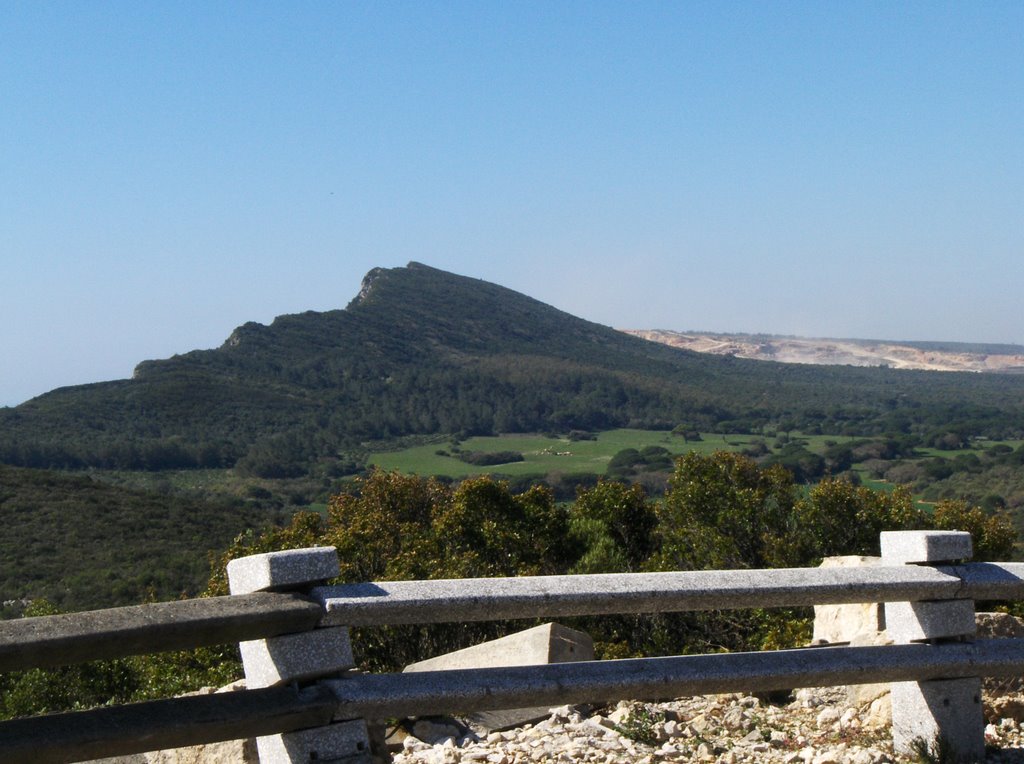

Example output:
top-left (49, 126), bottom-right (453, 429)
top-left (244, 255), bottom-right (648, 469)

top-left (811, 557), bottom-right (888, 646)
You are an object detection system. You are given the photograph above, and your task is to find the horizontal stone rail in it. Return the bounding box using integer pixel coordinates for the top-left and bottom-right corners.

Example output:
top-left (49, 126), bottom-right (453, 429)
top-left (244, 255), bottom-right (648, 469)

top-left (5, 564), bottom-right (1021, 675)
top-left (8, 638), bottom-right (1024, 762)
top-left (312, 562), bottom-right (1024, 626)
top-left (323, 638), bottom-right (1024, 720)
top-left (4, 563), bottom-right (1023, 675)
top-left (1, 533), bottom-right (1022, 762)
top-left (1, 683), bottom-right (338, 763)
top-left (950, 561), bottom-right (1024, 598)
top-left (0, 591), bottom-right (322, 672)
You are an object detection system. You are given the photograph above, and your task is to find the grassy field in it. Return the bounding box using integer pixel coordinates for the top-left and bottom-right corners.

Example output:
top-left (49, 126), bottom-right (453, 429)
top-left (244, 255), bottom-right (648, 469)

top-left (367, 429), bottom-right (1024, 482)
top-left (86, 429), bottom-right (1024, 513)
top-left (369, 429), bottom-right (775, 478)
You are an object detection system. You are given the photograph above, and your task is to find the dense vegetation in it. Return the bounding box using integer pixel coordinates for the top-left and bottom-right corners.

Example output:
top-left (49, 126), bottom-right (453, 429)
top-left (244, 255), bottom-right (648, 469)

top-left (4, 263), bottom-right (1024, 722)
top-left (370, 429), bottom-right (1024, 538)
top-left (3, 453), bottom-right (1015, 720)
top-left (4, 263), bottom-right (1024, 479)
top-left (0, 465), bottom-right (284, 614)
top-left (207, 457), bottom-right (1015, 671)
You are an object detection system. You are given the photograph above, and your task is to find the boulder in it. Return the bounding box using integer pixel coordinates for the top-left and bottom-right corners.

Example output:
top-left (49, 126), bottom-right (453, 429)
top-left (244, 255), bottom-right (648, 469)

top-left (810, 556), bottom-right (894, 709)
top-left (976, 611), bottom-right (1024, 700)
top-left (811, 556), bottom-right (885, 645)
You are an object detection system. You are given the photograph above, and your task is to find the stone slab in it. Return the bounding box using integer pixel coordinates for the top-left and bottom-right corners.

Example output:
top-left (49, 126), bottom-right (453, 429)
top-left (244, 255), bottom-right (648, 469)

top-left (404, 623), bottom-right (594, 731)
top-left (240, 627), bottom-right (354, 688)
top-left (880, 531), bottom-right (972, 565)
top-left (0, 592), bottom-right (323, 673)
top-left (142, 736), bottom-right (258, 763)
top-left (844, 631), bottom-right (894, 708)
top-left (256, 719), bottom-right (371, 764)
top-left (891, 677), bottom-right (984, 762)
top-left (885, 599), bottom-right (977, 643)
top-left (227, 547), bottom-right (339, 595)
top-left (405, 623), bottom-right (593, 672)
top-left (312, 565), bottom-right (962, 627)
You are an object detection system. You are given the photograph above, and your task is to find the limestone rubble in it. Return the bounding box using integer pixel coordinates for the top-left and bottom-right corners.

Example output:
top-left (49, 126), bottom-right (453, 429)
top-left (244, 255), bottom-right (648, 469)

top-left (390, 688), bottom-right (1024, 764)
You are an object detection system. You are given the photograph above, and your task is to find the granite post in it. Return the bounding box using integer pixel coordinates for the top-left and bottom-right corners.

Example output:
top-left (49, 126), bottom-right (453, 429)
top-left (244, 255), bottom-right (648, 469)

top-left (881, 530), bottom-right (983, 763)
top-left (227, 547), bottom-right (371, 764)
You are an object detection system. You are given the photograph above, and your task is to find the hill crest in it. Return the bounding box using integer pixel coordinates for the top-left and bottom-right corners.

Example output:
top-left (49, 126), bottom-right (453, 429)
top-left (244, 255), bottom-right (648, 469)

top-left (4, 262), bottom-right (1024, 474)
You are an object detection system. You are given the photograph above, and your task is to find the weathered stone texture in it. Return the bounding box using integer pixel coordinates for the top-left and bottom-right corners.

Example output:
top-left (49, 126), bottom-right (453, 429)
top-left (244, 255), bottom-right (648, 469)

top-left (227, 547), bottom-right (339, 595)
top-left (404, 622), bottom-right (594, 731)
top-left (239, 627), bottom-right (354, 688)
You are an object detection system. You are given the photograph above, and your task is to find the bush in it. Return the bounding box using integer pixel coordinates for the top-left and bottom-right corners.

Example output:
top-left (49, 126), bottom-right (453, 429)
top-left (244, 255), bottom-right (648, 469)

top-left (209, 459), bottom-right (1018, 673)
top-left (606, 447), bottom-right (673, 480)
top-left (567, 430), bottom-right (596, 441)
top-left (10, 457), bottom-right (1020, 720)
top-left (457, 450), bottom-right (524, 466)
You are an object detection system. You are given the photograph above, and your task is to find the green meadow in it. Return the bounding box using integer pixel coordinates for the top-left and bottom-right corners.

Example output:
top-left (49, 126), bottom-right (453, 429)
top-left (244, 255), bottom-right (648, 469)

top-left (367, 429), bottom-right (1024, 487)
top-left (369, 428), bottom-right (777, 478)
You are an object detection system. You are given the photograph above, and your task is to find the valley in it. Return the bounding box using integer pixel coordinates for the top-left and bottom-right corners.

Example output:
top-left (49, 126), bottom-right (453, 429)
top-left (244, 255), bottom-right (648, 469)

top-left (3, 263), bottom-right (1024, 617)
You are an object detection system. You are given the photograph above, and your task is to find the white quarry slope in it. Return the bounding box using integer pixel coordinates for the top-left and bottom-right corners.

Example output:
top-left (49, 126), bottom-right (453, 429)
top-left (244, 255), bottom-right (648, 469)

top-left (624, 330), bottom-right (1024, 373)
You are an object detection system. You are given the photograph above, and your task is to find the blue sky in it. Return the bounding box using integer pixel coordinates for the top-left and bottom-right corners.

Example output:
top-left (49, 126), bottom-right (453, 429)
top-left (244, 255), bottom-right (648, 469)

top-left (2, 2), bottom-right (1021, 407)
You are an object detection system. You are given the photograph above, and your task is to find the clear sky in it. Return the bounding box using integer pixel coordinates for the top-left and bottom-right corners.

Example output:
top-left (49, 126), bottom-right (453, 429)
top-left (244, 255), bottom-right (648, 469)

top-left (2, 2), bottom-right (1021, 407)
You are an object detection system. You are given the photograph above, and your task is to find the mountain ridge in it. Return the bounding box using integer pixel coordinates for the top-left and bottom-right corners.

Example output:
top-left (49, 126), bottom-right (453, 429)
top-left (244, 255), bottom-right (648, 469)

top-left (4, 262), bottom-right (1024, 474)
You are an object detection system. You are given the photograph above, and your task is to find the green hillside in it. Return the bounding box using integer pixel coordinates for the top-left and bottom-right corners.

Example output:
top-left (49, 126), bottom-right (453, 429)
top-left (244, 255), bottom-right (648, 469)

top-left (3, 261), bottom-right (1024, 613)
top-left (0, 465), bottom-right (282, 613)
top-left (3, 262), bottom-right (1024, 479)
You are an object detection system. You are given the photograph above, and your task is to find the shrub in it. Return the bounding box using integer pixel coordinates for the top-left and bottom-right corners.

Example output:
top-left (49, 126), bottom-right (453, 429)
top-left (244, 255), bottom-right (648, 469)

top-left (457, 450), bottom-right (524, 466)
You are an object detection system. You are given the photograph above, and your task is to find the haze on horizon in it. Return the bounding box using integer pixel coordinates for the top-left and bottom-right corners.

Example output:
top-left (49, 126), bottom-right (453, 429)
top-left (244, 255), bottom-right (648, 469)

top-left (2, 3), bottom-right (1021, 408)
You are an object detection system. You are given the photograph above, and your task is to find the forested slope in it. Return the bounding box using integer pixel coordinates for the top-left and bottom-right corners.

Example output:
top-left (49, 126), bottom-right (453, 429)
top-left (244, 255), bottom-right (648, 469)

top-left (0, 465), bottom-right (281, 612)
top-left (3, 262), bottom-right (1024, 476)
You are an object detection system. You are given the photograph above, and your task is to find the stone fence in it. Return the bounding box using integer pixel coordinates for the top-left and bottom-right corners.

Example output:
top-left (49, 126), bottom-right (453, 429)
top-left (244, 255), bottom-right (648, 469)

top-left (2, 531), bottom-right (1023, 763)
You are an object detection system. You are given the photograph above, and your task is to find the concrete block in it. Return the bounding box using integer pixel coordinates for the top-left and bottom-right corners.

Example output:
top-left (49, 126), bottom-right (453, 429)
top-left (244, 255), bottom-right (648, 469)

top-left (405, 622), bottom-right (593, 672)
top-left (880, 531), bottom-right (972, 565)
top-left (404, 623), bottom-right (593, 731)
top-left (885, 600), bottom-right (977, 643)
top-left (891, 678), bottom-right (984, 762)
top-left (256, 719), bottom-right (371, 764)
top-left (239, 627), bottom-right (354, 688)
top-left (227, 547), bottom-right (339, 595)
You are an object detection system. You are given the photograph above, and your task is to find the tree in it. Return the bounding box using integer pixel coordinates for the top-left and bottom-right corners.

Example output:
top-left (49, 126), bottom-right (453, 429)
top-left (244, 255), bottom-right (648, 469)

top-left (327, 469), bottom-right (447, 582)
top-left (428, 477), bottom-right (573, 578)
top-left (931, 499), bottom-right (1016, 561)
top-left (652, 451), bottom-right (802, 571)
top-left (793, 478), bottom-right (924, 561)
top-left (570, 481), bottom-right (657, 574)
